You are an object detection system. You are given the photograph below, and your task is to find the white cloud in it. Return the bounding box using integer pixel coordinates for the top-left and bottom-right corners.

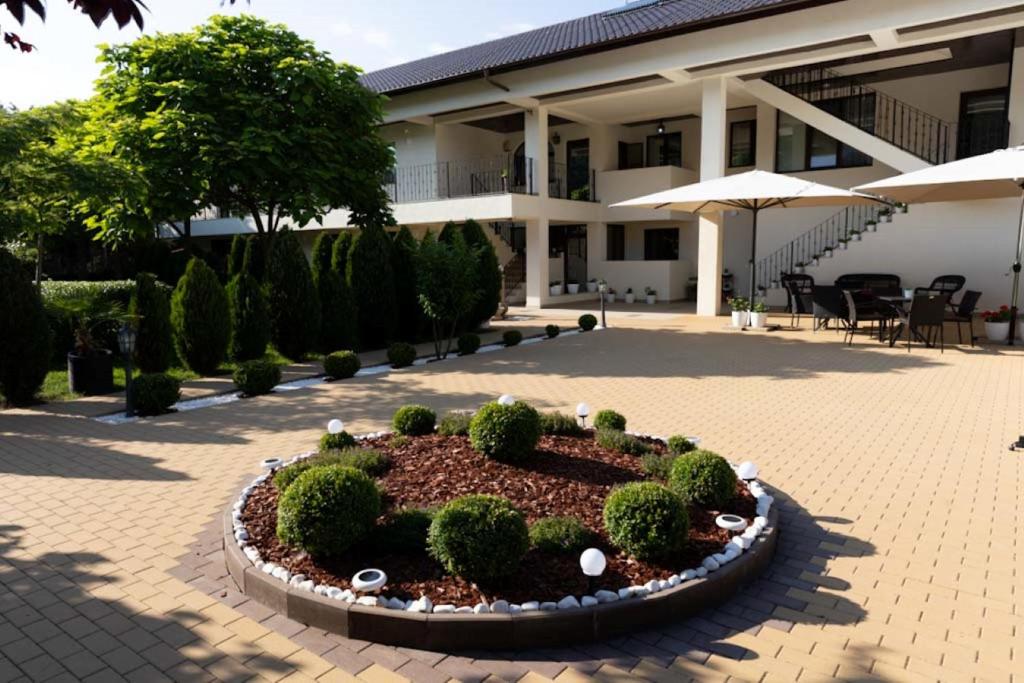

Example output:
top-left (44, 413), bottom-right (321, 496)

top-left (364, 30), bottom-right (392, 48)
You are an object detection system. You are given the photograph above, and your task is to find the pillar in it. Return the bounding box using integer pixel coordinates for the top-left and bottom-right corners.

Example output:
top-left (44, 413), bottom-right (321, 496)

top-left (525, 217), bottom-right (550, 308)
top-left (1008, 29), bottom-right (1024, 147)
top-left (755, 103), bottom-right (776, 171)
top-left (697, 77), bottom-right (727, 317)
top-left (524, 106), bottom-right (549, 197)
top-left (586, 221), bottom-right (605, 286)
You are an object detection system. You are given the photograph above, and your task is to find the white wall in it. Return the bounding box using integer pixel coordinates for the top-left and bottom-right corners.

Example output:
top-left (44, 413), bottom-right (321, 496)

top-left (870, 64), bottom-right (1009, 124)
top-left (383, 122), bottom-right (438, 167)
top-left (591, 260), bottom-right (690, 301)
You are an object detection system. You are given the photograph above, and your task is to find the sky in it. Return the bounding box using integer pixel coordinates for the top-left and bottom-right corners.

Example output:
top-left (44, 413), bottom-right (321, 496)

top-left (1, 0), bottom-right (621, 109)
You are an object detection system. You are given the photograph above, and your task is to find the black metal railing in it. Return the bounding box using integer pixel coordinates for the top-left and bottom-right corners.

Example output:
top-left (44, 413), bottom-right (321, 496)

top-left (754, 204), bottom-right (885, 291)
top-left (549, 164), bottom-right (598, 202)
top-left (765, 65), bottom-right (957, 165)
top-left (385, 155), bottom-right (537, 203)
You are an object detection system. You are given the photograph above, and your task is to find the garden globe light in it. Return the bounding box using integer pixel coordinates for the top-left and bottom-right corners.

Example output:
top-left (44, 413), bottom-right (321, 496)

top-left (576, 402), bottom-right (590, 427)
top-left (736, 461), bottom-right (758, 480)
top-left (327, 419), bottom-right (344, 435)
top-left (497, 394), bottom-right (515, 406)
top-left (580, 547), bottom-right (606, 593)
top-left (352, 568), bottom-right (387, 594)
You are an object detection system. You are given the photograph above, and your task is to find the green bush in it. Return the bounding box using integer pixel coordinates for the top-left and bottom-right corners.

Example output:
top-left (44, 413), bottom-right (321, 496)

top-left (241, 236), bottom-right (266, 282)
top-left (311, 233), bottom-right (350, 354)
top-left (667, 450), bottom-right (738, 508)
top-left (468, 400), bottom-right (541, 463)
top-left (319, 431), bottom-right (357, 451)
top-left (667, 435), bottom-right (696, 455)
top-left (594, 409), bottom-right (626, 431)
top-left (375, 508), bottom-right (433, 554)
top-left (545, 324), bottom-right (560, 339)
top-left (539, 411), bottom-right (583, 436)
top-left (330, 234), bottom-right (360, 350)
top-left (457, 333), bottom-right (480, 356)
top-left (274, 448), bottom-right (390, 492)
top-left (529, 516), bottom-right (592, 554)
top-left (641, 453), bottom-right (677, 481)
top-left (391, 226), bottom-right (421, 342)
top-left (41, 279), bottom-right (136, 360)
top-left (578, 314), bottom-right (597, 331)
top-left (171, 258), bottom-right (230, 375)
top-left (438, 411), bottom-right (472, 436)
top-left (228, 234), bottom-right (247, 278)
top-left (132, 373), bottom-right (181, 416)
top-left (603, 482), bottom-right (689, 560)
top-left (392, 404), bottom-right (436, 436)
top-left (232, 359), bottom-right (281, 397)
top-left (226, 272), bottom-right (271, 362)
top-left (130, 273), bottom-right (173, 373)
top-left (267, 232), bottom-right (321, 361)
top-left (596, 428), bottom-right (651, 455)
top-left (348, 224), bottom-right (397, 350)
top-left (323, 350), bottom-right (361, 380)
top-left (0, 249), bottom-right (52, 405)
top-left (462, 220), bottom-right (502, 330)
top-left (427, 494), bottom-right (529, 582)
top-left (387, 342), bottom-right (416, 368)
top-left (502, 329), bottom-right (523, 347)
top-left (276, 466), bottom-right (381, 557)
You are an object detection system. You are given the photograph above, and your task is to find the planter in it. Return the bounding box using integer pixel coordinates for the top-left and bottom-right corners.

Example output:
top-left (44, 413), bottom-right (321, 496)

top-left (605, 292), bottom-right (616, 303)
top-left (866, 222), bottom-right (878, 232)
top-left (646, 295), bottom-right (656, 305)
top-left (985, 321), bottom-right (1010, 342)
top-left (824, 250), bottom-right (834, 259)
top-left (67, 349), bottom-right (115, 395)
top-left (839, 242), bottom-right (848, 250)
top-left (624, 293), bottom-right (636, 304)
top-left (749, 311), bottom-right (768, 328)
top-left (567, 283), bottom-right (580, 295)
top-left (793, 265), bottom-right (805, 274)
top-left (851, 233), bottom-right (862, 242)
top-left (549, 285), bottom-right (564, 297)
top-left (586, 282), bottom-right (598, 293)
top-left (731, 311), bottom-right (749, 328)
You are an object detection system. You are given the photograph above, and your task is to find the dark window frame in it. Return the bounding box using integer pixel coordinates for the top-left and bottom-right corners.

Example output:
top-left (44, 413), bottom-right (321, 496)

top-left (645, 131), bottom-right (682, 168)
top-left (774, 96), bottom-right (875, 173)
top-left (618, 141), bottom-right (644, 170)
top-left (643, 227), bottom-right (679, 261)
top-left (957, 87), bottom-right (1009, 160)
top-left (607, 224), bottom-right (625, 261)
top-left (729, 119), bottom-right (756, 168)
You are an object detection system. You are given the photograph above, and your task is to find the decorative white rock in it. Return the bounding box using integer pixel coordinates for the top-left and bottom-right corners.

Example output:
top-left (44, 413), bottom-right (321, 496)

top-left (703, 557), bottom-right (720, 571)
top-left (509, 604), bottom-right (522, 613)
top-left (387, 597), bottom-right (405, 610)
top-left (644, 579), bottom-right (661, 594)
top-left (595, 590), bottom-right (619, 603)
top-left (713, 553), bottom-right (730, 565)
top-left (455, 606), bottom-right (473, 614)
top-left (261, 562), bottom-right (276, 575)
top-left (668, 575), bottom-right (681, 587)
top-left (407, 596), bottom-right (432, 613)
top-left (657, 579), bottom-right (671, 591)
top-left (617, 587), bottom-right (633, 600)
top-left (521, 601), bottom-right (540, 612)
top-left (681, 569), bottom-right (698, 581)
top-left (490, 600), bottom-right (510, 614)
top-left (631, 586), bottom-right (650, 598)
top-left (557, 596), bottom-right (581, 610)
top-left (715, 514), bottom-right (748, 532)
top-left (473, 603), bottom-right (488, 614)
top-left (731, 536), bottom-right (750, 550)
top-left (539, 602), bottom-right (557, 611)
top-left (351, 568), bottom-right (387, 593)
top-left (434, 604), bottom-right (455, 613)
top-left (299, 580), bottom-right (315, 592)
top-left (581, 596), bottom-right (599, 608)
top-left (356, 596), bottom-right (380, 607)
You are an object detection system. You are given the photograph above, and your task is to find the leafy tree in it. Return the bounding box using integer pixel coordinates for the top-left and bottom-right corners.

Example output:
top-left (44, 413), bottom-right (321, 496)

top-left (2, 0), bottom-right (146, 53)
top-left (347, 223), bottom-right (396, 349)
top-left (0, 247), bottom-right (51, 405)
top-left (311, 232), bottom-right (349, 352)
top-left (241, 236), bottom-right (266, 282)
top-left (171, 257), bottom-right (230, 375)
top-left (129, 272), bottom-right (173, 373)
top-left (391, 226), bottom-right (420, 341)
top-left (266, 231), bottom-right (320, 360)
top-left (462, 219), bottom-right (501, 329)
top-left (416, 230), bottom-right (479, 359)
top-left (228, 234), bottom-right (246, 278)
top-left (226, 272), bottom-right (270, 362)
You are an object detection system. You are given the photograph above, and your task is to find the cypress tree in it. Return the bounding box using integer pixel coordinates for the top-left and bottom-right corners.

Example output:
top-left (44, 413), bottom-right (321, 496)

top-left (462, 220), bottom-right (502, 329)
top-left (347, 223), bottom-right (397, 349)
top-left (171, 257), bottom-right (230, 375)
top-left (130, 272), bottom-right (174, 373)
top-left (331, 231), bottom-right (354, 275)
top-left (228, 234), bottom-right (246, 278)
top-left (241, 236), bottom-right (266, 282)
top-left (311, 232), bottom-right (335, 276)
top-left (227, 272), bottom-right (271, 361)
top-left (329, 234), bottom-right (359, 351)
top-left (391, 226), bottom-right (420, 341)
top-left (311, 232), bottom-right (348, 352)
top-left (266, 231), bottom-right (321, 360)
top-left (438, 220), bottom-right (457, 244)
top-left (0, 248), bottom-right (51, 405)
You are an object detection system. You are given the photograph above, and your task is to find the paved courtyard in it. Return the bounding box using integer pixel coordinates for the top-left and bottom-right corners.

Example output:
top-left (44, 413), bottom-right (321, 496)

top-left (1, 312), bottom-right (1022, 683)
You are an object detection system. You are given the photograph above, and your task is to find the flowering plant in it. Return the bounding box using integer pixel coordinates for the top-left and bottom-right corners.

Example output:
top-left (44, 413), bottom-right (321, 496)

top-left (981, 305), bottom-right (1011, 323)
top-left (729, 297), bottom-right (750, 312)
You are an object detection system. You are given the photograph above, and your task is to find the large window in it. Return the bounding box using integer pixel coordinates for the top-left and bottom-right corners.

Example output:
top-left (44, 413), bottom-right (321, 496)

top-left (607, 224), bottom-right (625, 261)
top-left (646, 132), bottom-right (682, 167)
top-left (958, 88), bottom-right (1009, 159)
top-left (643, 228), bottom-right (678, 261)
top-left (776, 95), bottom-right (874, 172)
top-left (729, 120), bottom-right (756, 167)
top-left (618, 142), bottom-right (644, 170)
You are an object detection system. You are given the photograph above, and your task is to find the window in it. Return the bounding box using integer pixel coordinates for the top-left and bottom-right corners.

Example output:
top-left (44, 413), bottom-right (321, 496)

top-left (729, 120), bottom-right (756, 167)
top-left (957, 88), bottom-right (1009, 159)
top-left (607, 224), bottom-right (625, 261)
top-left (775, 95), bottom-right (874, 172)
top-left (643, 228), bottom-right (678, 261)
top-left (646, 132), bottom-right (682, 167)
top-left (618, 142), bottom-right (644, 170)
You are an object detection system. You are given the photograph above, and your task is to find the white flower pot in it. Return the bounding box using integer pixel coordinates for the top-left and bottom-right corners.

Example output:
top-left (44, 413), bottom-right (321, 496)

top-left (985, 321), bottom-right (1010, 342)
top-left (794, 266), bottom-right (805, 274)
top-left (549, 285), bottom-right (563, 296)
top-left (866, 223), bottom-right (878, 232)
top-left (852, 233), bottom-right (862, 241)
top-left (567, 283), bottom-right (580, 294)
top-left (839, 242), bottom-right (848, 250)
top-left (749, 311), bottom-right (767, 328)
top-left (646, 295), bottom-right (656, 305)
top-left (586, 282), bottom-right (598, 293)
top-left (731, 311), bottom-right (749, 328)
top-left (624, 293), bottom-right (635, 304)
top-left (606, 292), bottom-right (616, 303)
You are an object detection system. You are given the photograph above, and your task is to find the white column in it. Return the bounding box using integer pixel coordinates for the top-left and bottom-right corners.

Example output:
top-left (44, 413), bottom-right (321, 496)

top-left (525, 217), bottom-right (550, 308)
top-left (697, 77), bottom-right (727, 317)
top-left (586, 222), bottom-right (605, 286)
top-left (524, 106), bottom-right (549, 197)
top-left (1009, 30), bottom-right (1024, 147)
top-left (755, 103), bottom-right (776, 171)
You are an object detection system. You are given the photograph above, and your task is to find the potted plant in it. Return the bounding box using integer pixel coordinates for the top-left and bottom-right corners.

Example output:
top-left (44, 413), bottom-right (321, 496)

top-left (982, 306), bottom-right (1011, 342)
top-left (605, 287), bottom-right (616, 303)
top-left (52, 294), bottom-right (129, 395)
top-left (586, 278), bottom-right (598, 293)
top-left (865, 219), bottom-right (878, 232)
top-left (644, 286), bottom-right (657, 304)
top-left (549, 280), bottom-right (563, 296)
top-left (878, 207), bottom-right (893, 223)
top-left (823, 246), bottom-right (834, 258)
top-left (749, 301), bottom-right (769, 328)
top-left (812, 254), bottom-right (821, 266)
top-left (729, 297), bottom-right (750, 328)
top-left (500, 168), bottom-right (509, 192)
top-left (838, 238), bottom-right (850, 250)
top-left (624, 287), bottom-right (635, 304)
top-left (850, 230), bottom-right (863, 242)
top-left (793, 262), bottom-right (806, 274)
top-left (566, 279), bottom-right (580, 295)
top-left (897, 202), bottom-right (909, 214)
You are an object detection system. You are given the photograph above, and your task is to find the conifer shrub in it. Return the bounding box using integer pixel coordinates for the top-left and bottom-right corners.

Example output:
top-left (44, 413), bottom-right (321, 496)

top-left (266, 232), bottom-right (320, 360)
top-left (171, 258), bottom-right (230, 375)
top-left (130, 272), bottom-right (173, 373)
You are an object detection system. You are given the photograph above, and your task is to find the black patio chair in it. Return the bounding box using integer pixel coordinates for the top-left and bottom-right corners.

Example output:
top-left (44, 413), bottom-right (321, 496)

top-left (835, 273), bottom-right (902, 294)
top-left (889, 293), bottom-right (947, 352)
top-left (812, 285), bottom-right (844, 332)
top-left (784, 277), bottom-right (813, 327)
top-left (915, 275), bottom-right (966, 311)
top-left (841, 289), bottom-right (890, 346)
top-left (945, 289), bottom-right (982, 346)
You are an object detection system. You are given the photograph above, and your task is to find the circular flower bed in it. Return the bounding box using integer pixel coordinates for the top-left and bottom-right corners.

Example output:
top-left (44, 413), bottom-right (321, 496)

top-left (230, 402), bottom-right (776, 624)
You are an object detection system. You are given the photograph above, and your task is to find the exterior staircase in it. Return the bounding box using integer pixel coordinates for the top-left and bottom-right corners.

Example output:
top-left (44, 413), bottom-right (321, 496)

top-left (489, 222), bottom-right (526, 305)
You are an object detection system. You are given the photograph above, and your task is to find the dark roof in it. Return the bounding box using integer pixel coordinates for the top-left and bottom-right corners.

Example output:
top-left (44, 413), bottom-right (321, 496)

top-left (360, 0), bottom-right (824, 95)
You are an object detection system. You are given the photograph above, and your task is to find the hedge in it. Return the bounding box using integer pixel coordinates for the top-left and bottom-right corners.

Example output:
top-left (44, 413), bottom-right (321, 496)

top-left (170, 259), bottom-right (230, 375)
top-left (0, 249), bottom-right (52, 405)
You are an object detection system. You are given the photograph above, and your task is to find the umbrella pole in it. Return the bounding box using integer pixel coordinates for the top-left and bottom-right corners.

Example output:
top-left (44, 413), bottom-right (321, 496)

top-left (748, 207), bottom-right (759, 308)
top-left (1010, 187), bottom-right (1024, 346)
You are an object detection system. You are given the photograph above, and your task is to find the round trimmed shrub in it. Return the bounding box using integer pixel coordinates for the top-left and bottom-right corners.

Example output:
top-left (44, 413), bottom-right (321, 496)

top-left (131, 373), bottom-right (181, 416)
top-left (387, 342), bottom-right (416, 368)
top-left (641, 453), bottom-right (677, 481)
top-left (502, 329), bottom-right (523, 347)
top-left (468, 400), bottom-right (541, 463)
top-left (392, 404), bottom-right (436, 436)
top-left (232, 359), bottom-right (281, 397)
top-left (596, 428), bottom-right (651, 455)
top-left (545, 324), bottom-right (560, 339)
top-left (539, 411), bottom-right (583, 436)
top-left (324, 350), bottom-right (361, 380)
top-left (267, 232), bottom-right (321, 361)
top-left (130, 272), bottom-right (173, 373)
top-left (578, 314), bottom-right (597, 331)
top-left (667, 450), bottom-right (738, 508)
top-left (529, 516), bottom-right (592, 554)
top-left (319, 431), bottom-right (357, 452)
top-left (457, 333), bottom-right (480, 356)
top-left (438, 410), bottom-right (472, 436)
top-left (0, 248), bottom-right (51, 405)
top-left (375, 508), bottom-right (433, 554)
top-left (603, 482), bottom-right (689, 560)
top-left (276, 466), bottom-right (381, 557)
top-left (667, 435), bottom-right (696, 455)
top-left (226, 272), bottom-right (270, 362)
top-left (427, 494), bottom-right (529, 582)
top-left (594, 409), bottom-right (627, 431)
top-left (171, 257), bottom-right (230, 375)
top-left (275, 448), bottom-right (390, 492)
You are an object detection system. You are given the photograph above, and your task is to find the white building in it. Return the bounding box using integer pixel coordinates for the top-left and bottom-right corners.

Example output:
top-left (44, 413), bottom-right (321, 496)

top-left (193, 0), bottom-right (1024, 314)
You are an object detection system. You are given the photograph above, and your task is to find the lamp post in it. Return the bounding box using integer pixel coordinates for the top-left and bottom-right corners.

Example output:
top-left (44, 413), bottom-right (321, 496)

top-left (579, 547), bottom-right (606, 594)
top-left (117, 323), bottom-right (137, 417)
top-left (598, 280), bottom-right (608, 329)
top-left (576, 402), bottom-right (590, 428)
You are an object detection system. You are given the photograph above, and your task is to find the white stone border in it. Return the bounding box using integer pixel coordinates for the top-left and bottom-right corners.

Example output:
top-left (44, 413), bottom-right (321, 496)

top-left (230, 433), bottom-right (774, 615)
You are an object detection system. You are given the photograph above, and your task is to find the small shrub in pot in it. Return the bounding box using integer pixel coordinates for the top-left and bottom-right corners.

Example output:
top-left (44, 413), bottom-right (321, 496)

top-left (594, 409), bottom-right (626, 431)
top-left (457, 333), bottom-right (480, 356)
top-left (529, 516), bottom-right (592, 554)
top-left (468, 400), bottom-right (541, 462)
top-left (545, 324), bottom-right (560, 339)
top-left (131, 373), bottom-right (181, 416)
top-left (232, 359), bottom-right (281, 397)
top-left (387, 342), bottom-right (417, 368)
top-left (502, 329), bottom-right (523, 346)
top-left (578, 314), bottom-right (598, 331)
top-left (392, 404), bottom-right (436, 436)
top-left (276, 466), bottom-right (381, 557)
top-left (667, 450), bottom-right (738, 508)
top-left (324, 350), bottom-right (361, 380)
top-left (427, 494), bottom-right (529, 582)
top-left (603, 482), bottom-right (689, 560)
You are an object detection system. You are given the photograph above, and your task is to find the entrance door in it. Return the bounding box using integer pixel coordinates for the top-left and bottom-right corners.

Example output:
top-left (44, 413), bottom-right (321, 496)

top-left (549, 224), bottom-right (588, 285)
top-left (566, 139), bottom-right (590, 200)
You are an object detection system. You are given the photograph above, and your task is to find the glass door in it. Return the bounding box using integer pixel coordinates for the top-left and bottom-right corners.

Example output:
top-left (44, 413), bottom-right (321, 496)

top-left (566, 139), bottom-right (590, 200)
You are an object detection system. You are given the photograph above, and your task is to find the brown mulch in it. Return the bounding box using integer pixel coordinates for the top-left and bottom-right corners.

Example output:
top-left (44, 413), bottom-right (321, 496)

top-left (241, 433), bottom-right (756, 605)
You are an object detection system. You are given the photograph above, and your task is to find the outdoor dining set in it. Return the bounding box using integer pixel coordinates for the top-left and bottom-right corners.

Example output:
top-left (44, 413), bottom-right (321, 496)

top-left (782, 273), bottom-right (981, 351)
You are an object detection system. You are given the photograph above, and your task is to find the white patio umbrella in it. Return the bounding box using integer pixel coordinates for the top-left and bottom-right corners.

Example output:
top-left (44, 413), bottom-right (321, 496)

top-left (855, 146), bottom-right (1024, 344)
top-left (611, 169), bottom-right (882, 305)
